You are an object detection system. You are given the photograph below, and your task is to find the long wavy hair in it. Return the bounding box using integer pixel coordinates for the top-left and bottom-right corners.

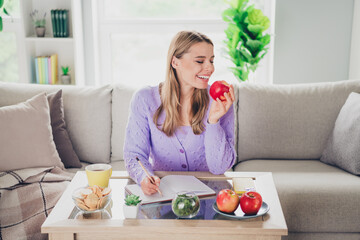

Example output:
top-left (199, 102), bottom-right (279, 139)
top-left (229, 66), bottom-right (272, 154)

top-left (153, 31), bottom-right (213, 136)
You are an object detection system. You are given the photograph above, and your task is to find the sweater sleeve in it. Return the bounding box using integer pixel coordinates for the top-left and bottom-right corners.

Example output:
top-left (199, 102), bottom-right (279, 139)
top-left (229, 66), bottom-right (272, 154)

top-left (123, 88), bottom-right (155, 184)
top-left (204, 104), bottom-right (236, 174)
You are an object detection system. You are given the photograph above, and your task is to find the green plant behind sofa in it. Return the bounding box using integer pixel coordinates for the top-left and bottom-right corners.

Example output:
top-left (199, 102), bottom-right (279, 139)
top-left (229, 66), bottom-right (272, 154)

top-left (222, 0), bottom-right (270, 82)
top-left (0, 0), bottom-right (11, 31)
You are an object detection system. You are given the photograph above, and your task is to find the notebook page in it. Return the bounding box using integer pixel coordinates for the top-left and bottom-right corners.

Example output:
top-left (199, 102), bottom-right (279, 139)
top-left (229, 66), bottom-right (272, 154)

top-left (125, 175), bottom-right (215, 204)
top-left (125, 182), bottom-right (174, 204)
top-left (161, 175), bottom-right (215, 194)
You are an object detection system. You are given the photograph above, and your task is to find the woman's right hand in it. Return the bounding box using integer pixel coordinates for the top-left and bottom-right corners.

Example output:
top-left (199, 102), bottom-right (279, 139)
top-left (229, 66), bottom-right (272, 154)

top-left (140, 175), bottom-right (161, 195)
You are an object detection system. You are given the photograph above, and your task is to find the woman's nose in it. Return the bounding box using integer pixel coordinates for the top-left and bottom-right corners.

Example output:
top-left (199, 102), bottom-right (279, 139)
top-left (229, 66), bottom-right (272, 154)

top-left (204, 62), bottom-right (214, 72)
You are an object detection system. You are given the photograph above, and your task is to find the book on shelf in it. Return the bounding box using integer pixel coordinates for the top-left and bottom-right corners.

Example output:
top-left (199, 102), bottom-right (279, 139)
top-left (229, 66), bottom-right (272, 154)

top-left (34, 58), bottom-right (39, 84)
top-left (63, 10), bottom-right (69, 37)
top-left (125, 175), bottom-right (216, 205)
top-left (47, 57), bottom-right (52, 84)
top-left (51, 9), bottom-right (70, 38)
top-left (51, 10), bottom-right (57, 37)
top-left (55, 10), bottom-right (60, 37)
top-left (34, 54), bottom-right (58, 84)
top-left (59, 10), bottom-right (63, 37)
top-left (50, 54), bottom-right (58, 84)
top-left (43, 57), bottom-right (49, 84)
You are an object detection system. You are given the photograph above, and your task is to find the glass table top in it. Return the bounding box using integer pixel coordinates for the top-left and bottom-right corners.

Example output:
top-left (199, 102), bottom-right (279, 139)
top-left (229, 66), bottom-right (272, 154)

top-left (69, 178), bottom-right (242, 221)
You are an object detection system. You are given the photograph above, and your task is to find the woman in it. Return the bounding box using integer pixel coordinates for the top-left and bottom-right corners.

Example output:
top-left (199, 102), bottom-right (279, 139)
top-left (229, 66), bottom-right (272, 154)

top-left (123, 31), bottom-right (236, 195)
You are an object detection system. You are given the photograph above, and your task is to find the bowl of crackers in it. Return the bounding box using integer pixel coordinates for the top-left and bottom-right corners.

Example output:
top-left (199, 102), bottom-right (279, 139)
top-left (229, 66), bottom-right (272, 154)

top-left (72, 185), bottom-right (112, 213)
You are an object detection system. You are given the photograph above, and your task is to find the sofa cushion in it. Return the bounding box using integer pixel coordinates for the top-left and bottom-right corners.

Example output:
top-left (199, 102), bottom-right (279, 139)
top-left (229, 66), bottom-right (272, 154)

top-left (0, 82), bottom-right (112, 164)
top-left (0, 93), bottom-right (64, 171)
top-left (320, 92), bottom-right (360, 175)
top-left (48, 90), bottom-right (81, 168)
top-left (234, 159), bottom-right (360, 232)
top-left (236, 79), bottom-right (360, 162)
top-left (111, 84), bottom-right (136, 161)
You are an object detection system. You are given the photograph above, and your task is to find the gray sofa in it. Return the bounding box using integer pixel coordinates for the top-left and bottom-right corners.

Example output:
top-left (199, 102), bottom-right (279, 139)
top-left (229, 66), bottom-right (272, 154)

top-left (0, 79), bottom-right (359, 240)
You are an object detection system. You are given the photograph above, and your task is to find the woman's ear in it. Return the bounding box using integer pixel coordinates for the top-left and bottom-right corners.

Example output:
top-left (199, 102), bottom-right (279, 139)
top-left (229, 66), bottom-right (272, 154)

top-left (171, 56), bottom-right (179, 69)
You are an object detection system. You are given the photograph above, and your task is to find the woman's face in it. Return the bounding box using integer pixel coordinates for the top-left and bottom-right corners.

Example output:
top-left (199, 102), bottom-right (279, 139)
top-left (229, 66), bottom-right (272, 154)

top-left (172, 42), bottom-right (214, 90)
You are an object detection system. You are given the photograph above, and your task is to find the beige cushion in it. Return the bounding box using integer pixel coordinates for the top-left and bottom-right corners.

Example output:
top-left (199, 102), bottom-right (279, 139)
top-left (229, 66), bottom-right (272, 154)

top-left (0, 93), bottom-right (64, 171)
top-left (234, 160), bottom-right (360, 232)
top-left (47, 90), bottom-right (81, 168)
top-left (111, 84), bottom-right (136, 161)
top-left (237, 79), bottom-right (360, 162)
top-left (320, 92), bottom-right (360, 175)
top-left (0, 82), bottom-right (112, 164)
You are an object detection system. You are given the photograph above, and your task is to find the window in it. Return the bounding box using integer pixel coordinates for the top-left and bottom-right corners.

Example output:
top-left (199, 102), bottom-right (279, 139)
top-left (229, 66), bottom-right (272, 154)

top-left (0, 0), bottom-right (24, 83)
top-left (0, 32), bottom-right (19, 82)
top-left (95, 0), bottom-right (275, 88)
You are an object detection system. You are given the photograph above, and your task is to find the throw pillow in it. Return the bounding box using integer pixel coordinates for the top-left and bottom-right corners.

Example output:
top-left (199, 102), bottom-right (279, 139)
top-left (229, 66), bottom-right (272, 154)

top-left (320, 92), bottom-right (360, 175)
top-left (48, 90), bottom-right (81, 168)
top-left (0, 93), bottom-right (64, 171)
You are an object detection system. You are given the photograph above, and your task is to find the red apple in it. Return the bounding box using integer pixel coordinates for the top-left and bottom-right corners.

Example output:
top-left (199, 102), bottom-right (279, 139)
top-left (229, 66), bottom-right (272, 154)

top-left (210, 80), bottom-right (230, 101)
top-left (239, 191), bottom-right (263, 215)
top-left (216, 189), bottom-right (240, 213)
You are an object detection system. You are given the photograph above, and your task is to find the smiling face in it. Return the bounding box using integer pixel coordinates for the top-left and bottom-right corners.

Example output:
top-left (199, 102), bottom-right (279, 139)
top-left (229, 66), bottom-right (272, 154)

top-left (172, 42), bottom-right (215, 91)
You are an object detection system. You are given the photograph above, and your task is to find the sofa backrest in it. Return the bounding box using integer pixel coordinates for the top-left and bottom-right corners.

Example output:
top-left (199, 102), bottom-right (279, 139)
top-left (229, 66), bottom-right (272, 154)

top-left (236, 79), bottom-right (360, 162)
top-left (111, 84), bottom-right (136, 161)
top-left (0, 82), bottom-right (112, 164)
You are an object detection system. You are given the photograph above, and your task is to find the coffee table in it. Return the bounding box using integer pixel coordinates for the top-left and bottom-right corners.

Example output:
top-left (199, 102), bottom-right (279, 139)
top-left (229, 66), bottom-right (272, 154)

top-left (42, 171), bottom-right (287, 240)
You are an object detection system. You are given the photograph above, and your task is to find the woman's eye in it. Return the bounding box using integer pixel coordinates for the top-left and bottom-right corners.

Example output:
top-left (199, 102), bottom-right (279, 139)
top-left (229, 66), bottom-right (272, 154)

top-left (196, 61), bottom-right (204, 64)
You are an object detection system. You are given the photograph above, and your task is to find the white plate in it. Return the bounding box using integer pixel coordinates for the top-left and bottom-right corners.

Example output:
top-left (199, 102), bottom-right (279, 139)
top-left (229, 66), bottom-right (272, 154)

top-left (212, 201), bottom-right (269, 219)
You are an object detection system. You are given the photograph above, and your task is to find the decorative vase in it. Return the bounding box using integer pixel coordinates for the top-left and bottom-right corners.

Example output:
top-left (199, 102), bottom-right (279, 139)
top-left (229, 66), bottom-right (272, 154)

top-left (35, 27), bottom-right (45, 37)
top-left (61, 75), bottom-right (71, 85)
top-left (123, 204), bottom-right (139, 219)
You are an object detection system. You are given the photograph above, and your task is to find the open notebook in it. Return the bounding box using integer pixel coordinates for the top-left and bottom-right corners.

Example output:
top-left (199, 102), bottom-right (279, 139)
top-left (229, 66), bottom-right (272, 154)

top-left (125, 175), bottom-right (216, 205)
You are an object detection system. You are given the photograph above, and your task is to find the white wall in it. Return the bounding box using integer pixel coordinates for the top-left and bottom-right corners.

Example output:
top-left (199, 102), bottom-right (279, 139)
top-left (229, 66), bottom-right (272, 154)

top-left (82, 0), bottom-right (96, 86)
top-left (349, 0), bottom-right (360, 79)
top-left (273, 0), bottom-right (354, 84)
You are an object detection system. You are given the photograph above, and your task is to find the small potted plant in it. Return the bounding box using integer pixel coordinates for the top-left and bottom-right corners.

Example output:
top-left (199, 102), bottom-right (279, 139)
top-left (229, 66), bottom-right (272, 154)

top-left (60, 66), bottom-right (71, 84)
top-left (30, 10), bottom-right (46, 37)
top-left (123, 194), bottom-right (141, 219)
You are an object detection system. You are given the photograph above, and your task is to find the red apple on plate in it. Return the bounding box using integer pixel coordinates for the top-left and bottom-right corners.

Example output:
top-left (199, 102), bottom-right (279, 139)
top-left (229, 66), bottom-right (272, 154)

top-left (210, 80), bottom-right (230, 101)
top-left (239, 191), bottom-right (263, 215)
top-left (216, 189), bottom-right (239, 213)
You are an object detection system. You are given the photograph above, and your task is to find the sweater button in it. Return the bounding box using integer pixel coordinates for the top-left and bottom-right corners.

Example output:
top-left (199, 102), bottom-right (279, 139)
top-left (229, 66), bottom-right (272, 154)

top-left (180, 149), bottom-right (184, 153)
top-left (182, 164), bottom-right (187, 168)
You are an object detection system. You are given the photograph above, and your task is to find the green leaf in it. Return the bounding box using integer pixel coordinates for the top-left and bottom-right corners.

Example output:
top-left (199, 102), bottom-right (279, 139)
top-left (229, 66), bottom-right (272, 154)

top-left (3, 7), bottom-right (9, 16)
top-left (248, 9), bottom-right (263, 24)
top-left (222, 8), bottom-right (237, 22)
top-left (247, 24), bottom-right (265, 38)
top-left (231, 28), bottom-right (240, 49)
top-left (248, 8), bottom-right (270, 30)
top-left (260, 34), bottom-right (271, 45)
top-left (0, 16), bottom-right (2, 32)
top-left (261, 18), bottom-right (270, 31)
top-left (245, 39), bottom-right (263, 56)
top-left (0, 0), bottom-right (4, 9)
top-left (237, 0), bottom-right (249, 11)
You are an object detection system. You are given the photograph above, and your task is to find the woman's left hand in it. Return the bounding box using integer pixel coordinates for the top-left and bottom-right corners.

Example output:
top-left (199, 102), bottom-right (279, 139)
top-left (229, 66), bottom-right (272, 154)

top-left (208, 85), bottom-right (235, 124)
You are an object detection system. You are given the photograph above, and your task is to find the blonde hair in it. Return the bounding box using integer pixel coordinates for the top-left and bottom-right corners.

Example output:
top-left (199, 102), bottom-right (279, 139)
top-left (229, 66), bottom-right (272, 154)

top-left (153, 31), bottom-right (213, 136)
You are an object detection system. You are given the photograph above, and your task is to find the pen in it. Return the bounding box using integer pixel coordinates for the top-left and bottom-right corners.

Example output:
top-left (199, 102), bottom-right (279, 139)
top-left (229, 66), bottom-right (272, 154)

top-left (136, 157), bottom-right (163, 196)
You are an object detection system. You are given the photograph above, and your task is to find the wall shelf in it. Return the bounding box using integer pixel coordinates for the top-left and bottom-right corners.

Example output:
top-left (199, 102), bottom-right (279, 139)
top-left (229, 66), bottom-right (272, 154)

top-left (20, 0), bottom-right (84, 86)
top-left (25, 36), bottom-right (74, 42)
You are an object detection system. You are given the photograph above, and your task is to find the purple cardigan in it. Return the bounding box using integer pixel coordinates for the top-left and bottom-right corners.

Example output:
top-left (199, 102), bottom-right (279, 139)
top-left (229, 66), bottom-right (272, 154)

top-left (123, 85), bottom-right (236, 184)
